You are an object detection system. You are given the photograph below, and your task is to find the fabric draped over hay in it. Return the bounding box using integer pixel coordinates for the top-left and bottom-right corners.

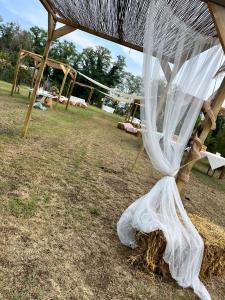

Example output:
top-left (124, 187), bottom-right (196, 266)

top-left (129, 214), bottom-right (225, 279)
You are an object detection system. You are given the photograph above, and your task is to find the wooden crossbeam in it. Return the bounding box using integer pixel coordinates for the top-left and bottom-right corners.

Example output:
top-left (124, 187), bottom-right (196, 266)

top-left (74, 81), bottom-right (92, 89)
top-left (53, 25), bottom-right (76, 40)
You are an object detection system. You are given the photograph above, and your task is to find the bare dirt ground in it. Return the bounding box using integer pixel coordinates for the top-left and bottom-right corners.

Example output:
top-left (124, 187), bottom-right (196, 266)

top-left (0, 81), bottom-right (224, 300)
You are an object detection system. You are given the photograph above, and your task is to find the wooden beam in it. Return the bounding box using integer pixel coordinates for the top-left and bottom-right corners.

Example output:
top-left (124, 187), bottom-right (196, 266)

top-left (160, 59), bottom-right (172, 82)
top-left (74, 81), bottom-right (92, 89)
top-left (21, 13), bottom-right (56, 138)
top-left (39, 0), bottom-right (56, 20)
top-left (60, 63), bottom-right (67, 75)
top-left (57, 67), bottom-right (70, 104)
top-left (66, 72), bottom-right (77, 110)
top-left (202, 0), bottom-right (225, 8)
top-left (66, 80), bottom-right (73, 98)
top-left (48, 12), bottom-right (55, 41)
top-left (208, 2), bottom-right (225, 53)
top-left (176, 2), bottom-right (225, 192)
top-left (87, 87), bottom-right (94, 103)
top-left (131, 103), bottom-right (138, 123)
top-left (20, 49), bottom-right (77, 75)
top-left (11, 49), bottom-right (22, 96)
top-left (53, 25), bottom-right (76, 40)
top-left (28, 65), bottom-right (38, 99)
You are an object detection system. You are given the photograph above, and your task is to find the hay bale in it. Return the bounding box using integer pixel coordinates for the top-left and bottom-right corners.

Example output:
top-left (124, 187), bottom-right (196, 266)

top-left (129, 214), bottom-right (225, 279)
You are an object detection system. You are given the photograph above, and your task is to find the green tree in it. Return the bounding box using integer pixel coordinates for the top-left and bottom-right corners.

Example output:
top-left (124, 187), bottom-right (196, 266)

top-left (74, 46), bottom-right (126, 106)
top-left (0, 22), bottom-right (32, 61)
top-left (117, 72), bottom-right (142, 94)
top-left (0, 22), bottom-right (20, 50)
top-left (205, 116), bottom-right (225, 153)
top-left (30, 26), bottom-right (47, 54)
top-left (50, 40), bottom-right (79, 65)
top-left (214, 129), bottom-right (225, 156)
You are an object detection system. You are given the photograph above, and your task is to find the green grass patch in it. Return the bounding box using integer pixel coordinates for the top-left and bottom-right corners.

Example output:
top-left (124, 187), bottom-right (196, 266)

top-left (89, 207), bottom-right (101, 216)
top-left (193, 158), bottom-right (225, 192)
top-left (74, 145), bottom-right (87, 171)
top-left (8, 197), bottom-right (38, 218)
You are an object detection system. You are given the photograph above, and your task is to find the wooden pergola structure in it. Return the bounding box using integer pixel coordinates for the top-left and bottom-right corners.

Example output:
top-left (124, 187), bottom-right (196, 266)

top-left (11, 49), bottom-right (95, 109)
top-left (11, 49), bottom-right (77, 102)
top-left (19, 0), bottom-right (225, 193)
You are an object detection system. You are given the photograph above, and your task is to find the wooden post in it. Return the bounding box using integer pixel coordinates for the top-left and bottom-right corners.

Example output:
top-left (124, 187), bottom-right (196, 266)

top-left (176, 2), bottom-right (225, 192)
top-left (131, 103), bottom-right (138, 123)
top-left (66, 72), bottom-right (77, 110)
top-left (56, 66), bottom-right (70, 104)
top-left (28, 63), bottom-right (38, 98)
top-left (66, 80), bottom-right (73, 98)
top-left (11, 49), bottom-right (22, 96)
top-left (87, 87), bottom-right (94, 103)
top-left (21, 13), bottom-right (56, 138)
top-left (125, 103), bottom-right (132, 122)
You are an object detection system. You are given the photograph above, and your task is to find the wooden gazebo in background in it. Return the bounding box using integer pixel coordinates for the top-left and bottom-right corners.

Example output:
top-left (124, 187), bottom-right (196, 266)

top-left (11, 49), bottom-right (96, 109)
top-left (11, 49), bottom-right (77, 102)
top-left (19, 0), bottom-right (225, 193)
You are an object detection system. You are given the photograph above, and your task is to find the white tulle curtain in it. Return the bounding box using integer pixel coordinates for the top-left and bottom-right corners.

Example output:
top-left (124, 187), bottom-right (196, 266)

top-left (117, 1), bottom-right (223, 300)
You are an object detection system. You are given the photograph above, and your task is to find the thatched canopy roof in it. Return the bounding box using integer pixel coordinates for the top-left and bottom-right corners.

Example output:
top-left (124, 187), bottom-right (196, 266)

top-left (40, 0), bottom-right (222, 62)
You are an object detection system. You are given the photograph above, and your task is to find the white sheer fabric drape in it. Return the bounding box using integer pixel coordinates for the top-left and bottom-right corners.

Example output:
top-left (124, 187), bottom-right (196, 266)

top-left (117, 1), bottom-right (223, 299)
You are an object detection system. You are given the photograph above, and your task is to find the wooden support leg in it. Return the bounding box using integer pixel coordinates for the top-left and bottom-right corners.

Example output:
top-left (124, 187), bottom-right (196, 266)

top-left (87, 87), bottom-right (94, 104)
top-left (21, 13), bottom-right (56, 138)
top-left (125, 104), bottom-right (131, 122)
top-left (66, 72), bottom-right (77, 110)
top-left (11, 50), bottom-right (22, 96)
top-left (29, 66), bottom-right (37, 99)
top-left (131, 103), bottom-right (138, 123)
top-left (66, 80), bottom-right (72, 98)
top-left (56, 67), bottom-right (70, 105)
top-left (65, 80), bottom-right (75, 110)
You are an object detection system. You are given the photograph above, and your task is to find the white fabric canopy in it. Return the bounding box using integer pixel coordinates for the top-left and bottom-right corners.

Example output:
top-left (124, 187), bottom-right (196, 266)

top-left (117, 1), bottom-right (223, 299)
top-left (97, 89), bottom-right (133, 103)
top-left (78, 71), bottom-right (138, 101)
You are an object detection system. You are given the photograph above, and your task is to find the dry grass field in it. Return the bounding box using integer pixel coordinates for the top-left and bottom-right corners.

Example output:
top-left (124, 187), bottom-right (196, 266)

top-left (0, 80), bottom-right (225, 300)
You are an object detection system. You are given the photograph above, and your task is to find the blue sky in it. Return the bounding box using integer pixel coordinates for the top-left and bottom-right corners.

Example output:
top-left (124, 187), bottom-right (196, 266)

top-left (0, 0), bottom-right (143, 76)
